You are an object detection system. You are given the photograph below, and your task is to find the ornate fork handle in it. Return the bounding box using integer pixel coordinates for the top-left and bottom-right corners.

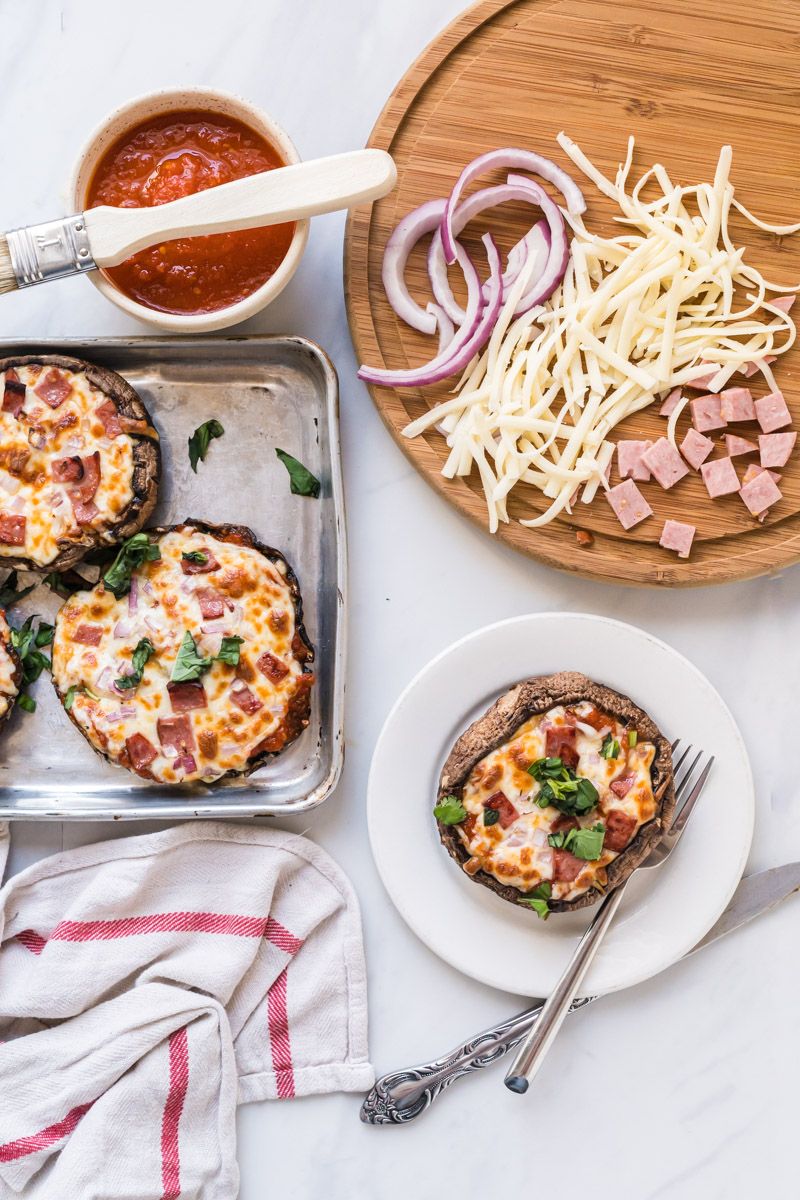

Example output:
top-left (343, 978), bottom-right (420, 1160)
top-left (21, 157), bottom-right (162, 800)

top-left (360, 994), bottom-right (598, 1125)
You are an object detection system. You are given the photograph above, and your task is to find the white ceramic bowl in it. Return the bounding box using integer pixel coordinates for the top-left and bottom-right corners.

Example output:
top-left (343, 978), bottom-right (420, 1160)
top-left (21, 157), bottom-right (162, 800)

top-left (69, 87), bottom-right (309, 332)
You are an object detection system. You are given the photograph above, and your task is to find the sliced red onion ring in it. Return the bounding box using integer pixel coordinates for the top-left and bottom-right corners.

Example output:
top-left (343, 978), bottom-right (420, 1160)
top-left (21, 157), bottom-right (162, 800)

top-left (442, 147), bottom-right (585, 264)
top-left (425, 302), bottom-right (456, 354)
top-left (380, 198), bottom-right (446, 335)
top-left (505, 174), bottom-right (569, 308)
top-left (359, 234), bottom-right (503, 388)
top-left (128, 576), bottom-right (138, 613)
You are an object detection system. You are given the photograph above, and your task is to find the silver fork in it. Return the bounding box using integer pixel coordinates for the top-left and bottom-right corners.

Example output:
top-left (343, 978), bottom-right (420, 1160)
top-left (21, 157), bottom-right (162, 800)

top-left (504, 742), bottom-right (713, 1093)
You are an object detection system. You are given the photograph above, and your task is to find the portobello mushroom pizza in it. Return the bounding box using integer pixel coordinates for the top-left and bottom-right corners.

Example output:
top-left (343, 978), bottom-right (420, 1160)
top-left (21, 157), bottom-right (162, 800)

top-left (0, 355), bottom-right (160, 571)
top-left (0, 611), bottom-right (22, 727)
top-left (50, 520), bottom-right (314, 785)
top-left (435, 672), bottom-right (674, 915)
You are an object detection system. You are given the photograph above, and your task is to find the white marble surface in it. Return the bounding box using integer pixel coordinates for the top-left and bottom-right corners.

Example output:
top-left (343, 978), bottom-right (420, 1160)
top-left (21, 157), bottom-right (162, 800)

top-left (3, 1), bottom-right (799, 1196)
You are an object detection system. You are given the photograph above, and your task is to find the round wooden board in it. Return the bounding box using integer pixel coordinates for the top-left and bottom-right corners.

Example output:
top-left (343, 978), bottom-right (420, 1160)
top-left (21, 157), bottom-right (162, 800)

top-left (345, 0), bottom-right (800, 587)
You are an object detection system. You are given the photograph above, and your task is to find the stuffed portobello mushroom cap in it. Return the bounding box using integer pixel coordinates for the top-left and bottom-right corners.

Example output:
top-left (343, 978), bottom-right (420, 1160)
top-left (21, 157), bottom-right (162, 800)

top-left (437, 672), bottom-right (675, 914)
top-left (0, 610), bottom-right (23, 729)
top-left (51, 519), bottom-right (314, 785)
top-left (0, 355), bottom-right (160, 572)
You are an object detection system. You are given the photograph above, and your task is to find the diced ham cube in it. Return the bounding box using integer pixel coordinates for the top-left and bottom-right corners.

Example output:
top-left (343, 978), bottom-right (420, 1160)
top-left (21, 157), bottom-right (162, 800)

top-left (68, 451), bottom-right (101, 504)
top-left (180, 549), bottom-right (219, 575)
top-left (552, 849), bottom-right (584, 882)
top-left (71, 500), bottom-right (99, 525)
top-left (167, 681), bottom-right (208, 712)
top-left (771, 295), bottom-right (796, 314)
top-left (690, 394), bottom-right (726, 433)
top-left (257, 651), bottom-right (290, 684)
top-left (196, 588), bottom-right (225, 620)
top-left (95, 400), bottom-right (123, 438)
top-left (72, 623), bottom-right (102, 646)
top-left (2, 369), bottom-right (26, 418)
top-left (157, 715), bottom-right (195, 753)
top-left (659, 388), bottom-right (683, 417)
top-left (34, 369), bottom-right (72, 409)
top-left (754, 391), bottom-right (792, 434)
top-left (0, 514), bottom-right (26, 546)
top-left (642, 437), bottom-right (689, 489)
top-left (603, 810), bottom-right (637, 852)
top-left (700, 457), bottom-right (740, 498)
top-left (724, 434), bottom-right (758, 458)
top-left (52, 455), bottom-right (84, 483)
top-left (680, 428), bottom-right (714, 470)
top-left (759, 432), bottom-right (796, 469)
top-left (741, 356), bottom-right (776, 378)
top-left (742, 463), bottom-right (780, 487)
top-left (605, 479), bottom-right (652, 530)
top-left (551, 814), bottom-right (580, 834)
top-left (545, 724), bottom-right (579, 770)
top-left (610, 772), bottom-right (635, 798)
top-left (659, 519), bottom-right (696, 559)
top-left (125, 733), bottom-right (157, 771)
top-left (230, 684), bottom-right (263, 715)
top-left (740, 472), bottom-right (782, 517)
top-left (484, 790), bottom-right (519, 829)
top-left (616, 440), bottom-right (652, 482)
top-left (720, 387), bottom-right (756, 423)
top-left (686, 365), bottom-right (718, 390)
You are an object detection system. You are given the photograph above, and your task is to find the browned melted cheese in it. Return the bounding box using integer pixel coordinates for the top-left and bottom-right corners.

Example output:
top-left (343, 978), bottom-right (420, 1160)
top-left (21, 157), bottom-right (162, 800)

top-left (51, 529), bottom-right (313, 784)
top-left (456, 702), bottom-right (657, 902)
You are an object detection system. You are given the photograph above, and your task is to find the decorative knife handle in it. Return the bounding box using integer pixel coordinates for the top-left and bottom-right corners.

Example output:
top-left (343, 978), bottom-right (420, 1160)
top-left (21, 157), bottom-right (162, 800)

top-left (360, 995), bottom-right (598, 1125)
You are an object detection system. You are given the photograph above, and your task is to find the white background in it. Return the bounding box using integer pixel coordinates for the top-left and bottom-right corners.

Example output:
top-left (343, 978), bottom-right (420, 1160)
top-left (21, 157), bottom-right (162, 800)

top-left (3, 1), bottom-right (799, 1196)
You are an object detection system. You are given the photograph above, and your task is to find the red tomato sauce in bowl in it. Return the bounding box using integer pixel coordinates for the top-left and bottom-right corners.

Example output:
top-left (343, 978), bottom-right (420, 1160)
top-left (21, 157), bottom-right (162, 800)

top-left (86, 110), bottom-right (296, 315)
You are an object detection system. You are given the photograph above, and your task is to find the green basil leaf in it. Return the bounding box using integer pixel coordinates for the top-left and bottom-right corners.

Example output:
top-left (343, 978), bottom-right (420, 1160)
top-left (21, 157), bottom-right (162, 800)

top-left (0, 570), bottom-right (35, 609)
top-left (114, 637), bottom-right (156, 691)
top-left (528, 756), bottom-right (564, 781)
top-left (188, 419), bottom-right (224, 473)
top-left (171, 631), bottom-right (212, 684)
top-left (103, 533), bottom-right (161, 599)
top-left (565, 822), bottom-right (606, 861)
top-left (547, 830), bottom-right (567, 849)
top-left (34, 622), bottom-right (54, 648)
top-left (64, 685), bottom-right (79, 711)
top-left (433, 796), bottom-right (467, 825)
top-left (519, 881), bottom-right (552, 920)
top-left (182, 550), bottom-right (208, 566)
top-left (276, 448), bottom-right (321, 498)
top-left (216, 635), bottom-right (244, 667)
top-left (17, 692), bottom-right (36, 713)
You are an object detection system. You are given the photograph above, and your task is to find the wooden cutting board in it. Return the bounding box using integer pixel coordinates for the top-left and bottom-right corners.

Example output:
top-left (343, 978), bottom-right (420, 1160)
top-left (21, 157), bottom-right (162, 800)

top-left (344, 0), bottom-right (800, 586)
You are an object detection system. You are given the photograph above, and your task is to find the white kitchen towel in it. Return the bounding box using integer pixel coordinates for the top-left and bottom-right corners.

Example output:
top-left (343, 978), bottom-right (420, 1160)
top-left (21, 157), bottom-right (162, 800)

top-left (0, 822), bottom-right (374, 1200)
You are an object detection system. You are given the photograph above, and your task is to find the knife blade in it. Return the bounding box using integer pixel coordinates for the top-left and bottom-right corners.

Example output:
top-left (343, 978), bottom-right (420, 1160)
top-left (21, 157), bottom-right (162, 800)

top-left (361, 862), bottom-right (800, 1125)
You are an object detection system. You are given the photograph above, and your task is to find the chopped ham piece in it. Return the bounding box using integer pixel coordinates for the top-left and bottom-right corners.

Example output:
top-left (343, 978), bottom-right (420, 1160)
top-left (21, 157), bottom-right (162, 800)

top-left (609, 772), bottom-right (635, 798)
top-left (125, 733), bottom-right (157, 771)
top-left (0, 514), bottom-right (26, 545)
top-left (659, 519), bottom-right (695, 559)
top-left (196, 588), bottom-right (225, 620)
top-left (771, 295), bottom-right (796, 314)
top-left (605, 479), bottom-right (652, 530)
top-left (545, 724), bottom-right (579, 770)
top-left (741, 356), bottom-right (776, 378)
top-left (2, 370), bottom-right (26, 417)
top-left (551, 814), bottom-right (580, 834)
top-left (725, 434), bottom-right (758, 458)
top-left (175, 753), bottom-right (197, 775)
top-left (686, 365), bottom-right (718, 390)
top-left (617, 440), bottom-right (652, 482)
top-left (604, 810), bottom-right (637, 852)
top-left (742, 463), bottom-right (780, 486)
top-left (484, 790), bottom-right (519, 829)
top-left (759, 432), bottom-right (797, 469)
top-left (230, 684), bottom-right (262, 715)
top-left (552, 849), bottom-right (584, 882)
top-left (68, 451), bottom-right (101, 504)
top-left (720, 387), bottom-right (756, 423)
top-left (740, 471), bottom-right (782, 517)
top-left (754, 391), bottom-right (791, 433)
top-left (34, 369), bottom-right (72, 409)
top-left (167, 680), bottom-right (208, 712)
top-left (72, 623), bottom-right (102, 646)
top-left (157, 715), bottom-right (195, 753)
top-left (642, 437), bottom-right (689, 489)
top-left (659, 388), bottom-right (683, 417)
top-left (52, 455), bottom-right (84, 483)
top-left (95, 400), bottom-right (123, 438)
top-left (257, 651), bottom-right (290, 684)
top-left (180, 549), bottom-right (219, 575)
top-left (700, 457), bottom-right (739, 498)
top-left (680, 428), bottom-right (714, 470)
top-left (71, 499), bottom-right (99, 526)
top-left (690, 394), bottom-right (726, 433)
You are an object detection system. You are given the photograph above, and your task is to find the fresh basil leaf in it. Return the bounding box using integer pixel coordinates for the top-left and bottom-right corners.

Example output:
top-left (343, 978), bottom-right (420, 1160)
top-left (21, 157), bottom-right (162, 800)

top-left (114, 637), bottom-right (156, 691)
top-left (188, 419), bottom-right (224, 473)
top-left (0, 570), bottom-right (35, 609)
top-left (171, 631), bottom-right (212, 683)
top-left (528, 756), bottom-right (565, 781)
top-left (433, 796), bottom-right (467, 825)
top-left (566, 822), bottom-right (606, 861)
top-left (182, 550), bottom-right (208, 566)
top-left (216, 635), bottom-right (244, 667)
top-left (547, 830), bottom-right (567, 849)
top-left (276, 448), bottom-right (321, 498)
top-left (103, 533), bottom-right (161, 599)
top-left (531, 756), bottom-right (598, 817)
top-left (11, 616), bottom-right (52, 686)
top-left (34, 622), bottom-right (54, 648)
top-left (628, 730), bottom-right (638, 747)
top-left (519, 881), bottom-right (552, 920)
top-left (600, 734), bottom-right (620, 759)
top-left (483, 807), bottom-right (499, 827)
top-left (64, 685), bottom-right (79, 711)
top-left (10, 615), bottom-right (36, 661)
top-left (17, 693), bottom-right (36, 713)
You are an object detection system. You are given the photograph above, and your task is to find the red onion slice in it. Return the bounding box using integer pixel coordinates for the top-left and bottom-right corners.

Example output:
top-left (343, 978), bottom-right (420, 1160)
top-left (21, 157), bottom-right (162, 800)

top-left (505, 174), bottom-right (569, 308)
top-left (359, 235), bottom-right (503, 388)
top-left (425, 302), bottom-right (456, 354)
top-left (128, 576), bottom-right (138, 613)
top-left (380, 198), bottom-right (447, 335)
top-left (442, 147), bottom-right (585, 264)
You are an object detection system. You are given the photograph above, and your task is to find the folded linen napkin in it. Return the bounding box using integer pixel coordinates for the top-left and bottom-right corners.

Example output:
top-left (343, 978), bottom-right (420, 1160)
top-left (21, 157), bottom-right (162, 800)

top-left (0, 821), bottom-right (373, 1199)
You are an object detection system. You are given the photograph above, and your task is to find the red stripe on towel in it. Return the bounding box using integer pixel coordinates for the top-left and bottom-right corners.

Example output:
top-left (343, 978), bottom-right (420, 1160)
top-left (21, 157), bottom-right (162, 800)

top-left (0, 1101), bottom-right (93, 1163)
top-left (161, 1027), bottom-right (189, 1200)
top-left (15, 912), bottom-right (302, 955)
top-left (267, 968), bottom-right (295, 1099)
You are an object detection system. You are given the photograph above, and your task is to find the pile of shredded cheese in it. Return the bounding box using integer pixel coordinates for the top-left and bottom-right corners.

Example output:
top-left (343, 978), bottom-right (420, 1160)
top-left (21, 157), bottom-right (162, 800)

top-left (401, 135), bottom-right (799, 531)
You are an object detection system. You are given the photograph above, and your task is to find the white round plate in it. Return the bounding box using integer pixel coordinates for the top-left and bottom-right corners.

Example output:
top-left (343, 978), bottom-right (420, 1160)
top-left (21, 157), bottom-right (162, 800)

top-left (368, 613), bottom-right (754, 998)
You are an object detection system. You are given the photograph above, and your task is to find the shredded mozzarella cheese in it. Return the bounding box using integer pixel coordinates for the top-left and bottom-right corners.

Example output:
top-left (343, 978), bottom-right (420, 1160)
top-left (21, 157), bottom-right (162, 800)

top-left (402, 136), bottom-right (798, 531)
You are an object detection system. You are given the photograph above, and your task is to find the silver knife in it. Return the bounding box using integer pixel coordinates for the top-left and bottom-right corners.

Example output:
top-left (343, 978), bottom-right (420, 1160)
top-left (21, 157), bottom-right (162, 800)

top-left (361, 862), bottom-right (800, 1125)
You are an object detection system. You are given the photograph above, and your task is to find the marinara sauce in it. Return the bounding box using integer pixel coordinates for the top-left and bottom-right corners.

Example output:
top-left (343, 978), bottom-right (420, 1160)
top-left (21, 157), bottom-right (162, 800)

top-left (87, 110), bottom-right (295, 314)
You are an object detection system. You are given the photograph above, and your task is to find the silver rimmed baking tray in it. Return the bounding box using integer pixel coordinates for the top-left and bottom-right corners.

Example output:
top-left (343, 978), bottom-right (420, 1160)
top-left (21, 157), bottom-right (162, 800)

top-left (0, 336), bottom-right (346, 819)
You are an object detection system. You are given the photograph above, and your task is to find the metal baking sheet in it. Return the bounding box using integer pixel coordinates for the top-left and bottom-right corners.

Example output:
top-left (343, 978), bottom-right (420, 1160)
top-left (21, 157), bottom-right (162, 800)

top-left (0, 336), bottom-right (346, 819)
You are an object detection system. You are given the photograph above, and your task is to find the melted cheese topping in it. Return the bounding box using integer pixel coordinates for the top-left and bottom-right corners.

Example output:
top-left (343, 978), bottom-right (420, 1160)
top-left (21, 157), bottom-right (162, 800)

top-left (52, 529), bottom-right (313, 784)
top-left (0, 613), bottom-right (18, 719)
top-left (0, 365), bottom-right (141, 565)
top-left (456, 702), bottom-right (657, 902)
